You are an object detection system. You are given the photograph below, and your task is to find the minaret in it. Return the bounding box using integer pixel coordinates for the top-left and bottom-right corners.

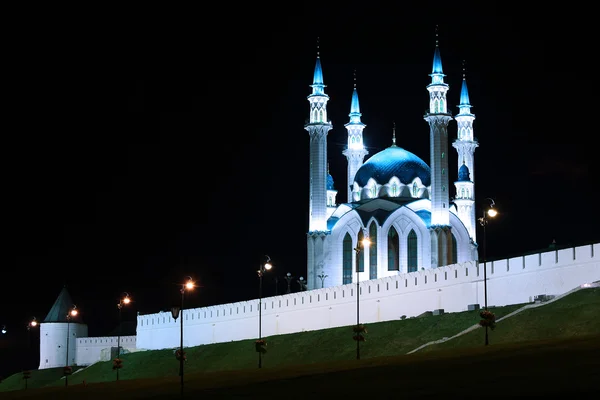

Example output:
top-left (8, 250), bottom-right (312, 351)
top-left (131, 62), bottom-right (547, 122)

top-left (305, 38), bottom-right (332, 232)
top-left (453, 61), bottom-right (479, 242)
top-left (342, 70), bottom-right (368, 203)
top-left (423, 27), bottom-right (453, 267)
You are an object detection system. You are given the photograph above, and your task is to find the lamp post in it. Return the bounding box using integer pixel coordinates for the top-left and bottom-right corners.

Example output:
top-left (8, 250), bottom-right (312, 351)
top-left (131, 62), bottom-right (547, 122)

top-left (171, 277), bottom-right (194, 396)
top-left (478, 198), bottom-right (498, 346)
top-left (317, 272), bottom-right (328, 288)
top-left (257, 255), bottom-right (273, 368)
top-left (284, 272), bottom-right (293, 294)
top-left (297, 276), bottom-right (307, 291)
top-left (24, 317), bottom-right (38, 389)
top-left (354, 233), bottom-right (370, 360)
top-left (115, 292), bottom-right (131, 381)
top-left (65, 306), bottom-right (78, 387)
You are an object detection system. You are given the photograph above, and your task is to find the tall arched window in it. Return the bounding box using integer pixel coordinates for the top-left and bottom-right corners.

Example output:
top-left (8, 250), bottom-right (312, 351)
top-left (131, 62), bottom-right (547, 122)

top-left (408, 229), bottom-right (418, 272)
top-left (452, 234), bottom-right (458, 264)
top-left (387, 226), bottom-right (399, 271)
top-left (369, 223), bottom-right (378, 280)
top-left (343, 233), bottom-right (353, 284)
top-left (357, 230), bottom-right (365, 273)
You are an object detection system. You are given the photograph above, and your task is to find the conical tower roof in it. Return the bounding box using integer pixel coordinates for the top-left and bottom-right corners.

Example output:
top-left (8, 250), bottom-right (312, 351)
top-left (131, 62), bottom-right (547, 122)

top-left (43, 286), bottom-right (75, 322)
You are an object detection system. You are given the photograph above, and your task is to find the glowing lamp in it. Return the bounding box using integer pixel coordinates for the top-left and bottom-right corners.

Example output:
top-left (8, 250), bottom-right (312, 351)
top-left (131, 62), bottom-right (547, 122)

top-left (185, 280), bottom-right (194, 290)
top-left (487, 208), bottom-right (498, 218)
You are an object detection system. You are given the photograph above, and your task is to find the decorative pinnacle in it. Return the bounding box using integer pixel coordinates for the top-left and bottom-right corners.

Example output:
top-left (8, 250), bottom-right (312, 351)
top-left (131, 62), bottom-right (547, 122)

top-left (435, 24), bottom-right (439, 47)
top-left (392, 121), bottom-right (397, 146)
top-left (462, 59), bottom-right (466, 79)
top-left (353, 69), bottom-right (357, 88)
top-left (317, 36), bottom-right (320, 58)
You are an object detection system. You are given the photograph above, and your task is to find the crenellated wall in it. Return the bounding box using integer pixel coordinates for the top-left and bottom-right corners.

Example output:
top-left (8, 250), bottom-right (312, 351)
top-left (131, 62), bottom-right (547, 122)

top-left (136, 243), bottom-right (600, 351)
top-left (75, 335), bottom-right (137, 366)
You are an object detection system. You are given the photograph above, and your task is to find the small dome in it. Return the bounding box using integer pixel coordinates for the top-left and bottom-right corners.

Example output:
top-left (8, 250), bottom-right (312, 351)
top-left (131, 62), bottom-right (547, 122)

top-left (457, 163), bottom-right (471, 182)
top-left (354, 146), bottom-right (430, 187)
top-left (327, 173), bottom-right (335, 190)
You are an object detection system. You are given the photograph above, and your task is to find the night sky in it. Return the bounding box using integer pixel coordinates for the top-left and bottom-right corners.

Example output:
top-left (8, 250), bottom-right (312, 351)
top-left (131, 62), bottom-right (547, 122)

top-left (1, 3), bottom-right (596, 378)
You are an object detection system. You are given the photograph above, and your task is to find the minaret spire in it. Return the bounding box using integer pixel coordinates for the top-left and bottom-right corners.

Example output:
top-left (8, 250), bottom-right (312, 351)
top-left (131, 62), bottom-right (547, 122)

top-left (424, 26), bottom-right (453, 268)
top-left (453, 59), bottom-right (479, 243)
top-left (343, 68), bottom-right (368, 203)
top-left (392, 121), bottom-right (397, 147)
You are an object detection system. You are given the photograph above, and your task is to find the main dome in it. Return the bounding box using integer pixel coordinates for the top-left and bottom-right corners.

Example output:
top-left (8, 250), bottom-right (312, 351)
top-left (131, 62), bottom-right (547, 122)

top-left (354, 146), bottom-right (431, 187)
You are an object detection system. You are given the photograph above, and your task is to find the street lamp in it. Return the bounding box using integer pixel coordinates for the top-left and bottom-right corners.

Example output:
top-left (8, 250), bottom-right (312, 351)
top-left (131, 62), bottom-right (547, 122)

top-left (171, 276), bottom-right (194, 396)
top-left (257, 255), bottom-right (272, 368)
top-left (115, 292), bottom-right (131, 381)
top-left (354, 233), bottom-right (370, 360)
top-left (65, 306), bottom-right (78, 387)
top-left (297, 276), bottom-right (307, 291)
top-left (317, 272), bottom-right (328, 288)
top-left (478, 198), bottom-right (498, 346)
top-left (24, 317), bottom-right (38, 389)
top-left (284, 272), bottom-right (293, 294)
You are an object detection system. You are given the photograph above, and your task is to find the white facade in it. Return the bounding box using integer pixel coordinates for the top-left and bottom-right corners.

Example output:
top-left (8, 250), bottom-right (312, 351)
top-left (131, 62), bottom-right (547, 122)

top-left (135, 243), bottom-right (600, 351)
top-left (38, 322), bottom-right (88, 369)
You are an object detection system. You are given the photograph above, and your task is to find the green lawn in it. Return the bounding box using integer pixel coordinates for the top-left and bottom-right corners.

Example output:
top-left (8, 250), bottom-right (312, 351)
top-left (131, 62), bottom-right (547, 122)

top-left (1, 287), bottom-right (598, 398)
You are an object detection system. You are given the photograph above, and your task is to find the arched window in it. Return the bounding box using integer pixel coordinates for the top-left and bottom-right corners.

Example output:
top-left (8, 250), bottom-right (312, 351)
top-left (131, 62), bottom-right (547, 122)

top-left (412, 182), bottom-right (418, 197)
top-left (357, 230), bottom-right (365, 273)
top-left (408, 229), bottom-right (418, 272)
top-left (369, 223), bottom-right (378, 280)
top-left (343, 233), bottom-right (353, 284)
top-left (387, 226), bottom-right (399, 271)
top-left (452, 234), bottom-right (458, 264)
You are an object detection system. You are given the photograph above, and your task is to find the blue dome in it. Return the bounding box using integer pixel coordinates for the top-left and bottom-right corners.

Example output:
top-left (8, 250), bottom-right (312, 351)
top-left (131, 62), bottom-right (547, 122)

top-left (327, 173), bottom-right (335, 190)
top-left (457, 163), bottom-right (470, 181)
top-left (354, 146), bottom-right (430, 187)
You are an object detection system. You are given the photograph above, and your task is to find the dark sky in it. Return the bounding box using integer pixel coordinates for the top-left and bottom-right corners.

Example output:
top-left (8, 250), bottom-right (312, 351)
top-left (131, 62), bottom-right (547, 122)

top-left (1, 2), bottom-right (596, 377)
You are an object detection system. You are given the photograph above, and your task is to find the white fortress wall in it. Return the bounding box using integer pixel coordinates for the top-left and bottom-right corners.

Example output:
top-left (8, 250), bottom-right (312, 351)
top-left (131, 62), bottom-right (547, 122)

top-left (75, 335), bottom-right (137, 366)
top-left (136, 243), bottom-right (599, 351)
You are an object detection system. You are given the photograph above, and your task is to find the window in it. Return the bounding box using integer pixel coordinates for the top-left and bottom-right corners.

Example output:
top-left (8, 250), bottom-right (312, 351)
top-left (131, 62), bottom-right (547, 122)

top-left (452, 234), bottom-right (458, 264)
top-left (387, 226), bottom-right (399, 271)
top-left (369, 223), bottom-right (378, 279)
top-left (343, 233), bottom-right (353, 284)
top-left (358, 230), bottom-right (366, 272)
top-left (407, 229), bottom-right (418, 272)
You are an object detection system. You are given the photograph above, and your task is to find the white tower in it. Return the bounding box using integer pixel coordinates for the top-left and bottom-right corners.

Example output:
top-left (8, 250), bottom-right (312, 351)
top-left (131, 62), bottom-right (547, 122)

top-left (452, 63), bottom-right (479, 242)
top-left (423, 30), bottom-right (453, 267)
top-left (342, 71), bottom-right (368, 203)
top-left (38, 287), bottom-right (88, 370)
top-left (306, 41), bottom-right (332, 290)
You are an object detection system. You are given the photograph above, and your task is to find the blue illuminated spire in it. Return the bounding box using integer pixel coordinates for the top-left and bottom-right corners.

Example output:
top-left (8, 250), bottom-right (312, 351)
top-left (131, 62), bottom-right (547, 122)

top-left (348, 70), bottom-right (362, 124)
top-left (432, 26), bottom-right (443, 75)
top-left (429, 26), bottom-right (446, 85)
top-left (459, 61), bottom-right (471, 107)
top-left (311, 37), bottom-right (326, 96)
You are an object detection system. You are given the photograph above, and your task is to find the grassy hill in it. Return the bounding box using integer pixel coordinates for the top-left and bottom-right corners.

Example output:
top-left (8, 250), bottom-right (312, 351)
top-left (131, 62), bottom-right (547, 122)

top-left (1, 286), bottom-right (598, 398)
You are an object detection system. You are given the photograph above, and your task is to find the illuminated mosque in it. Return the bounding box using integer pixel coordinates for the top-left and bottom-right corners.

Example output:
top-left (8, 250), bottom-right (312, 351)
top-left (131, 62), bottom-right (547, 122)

top-left (305, 37), bottom-right (481, 290)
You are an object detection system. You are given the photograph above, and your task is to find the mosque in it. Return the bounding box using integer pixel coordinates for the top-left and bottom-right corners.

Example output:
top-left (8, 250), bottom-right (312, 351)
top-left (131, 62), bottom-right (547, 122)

top-left (304, 37), bottom-right (479, 290)
top-left (35, 37), bottom-right (600, 370)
